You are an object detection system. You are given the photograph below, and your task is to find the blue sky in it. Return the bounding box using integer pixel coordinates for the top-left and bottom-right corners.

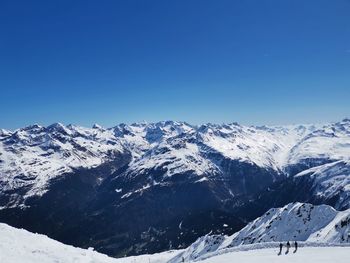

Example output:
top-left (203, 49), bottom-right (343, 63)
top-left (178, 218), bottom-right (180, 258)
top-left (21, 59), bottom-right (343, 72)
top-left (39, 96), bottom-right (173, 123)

top-left (0, 0), bottom-right (349, 129)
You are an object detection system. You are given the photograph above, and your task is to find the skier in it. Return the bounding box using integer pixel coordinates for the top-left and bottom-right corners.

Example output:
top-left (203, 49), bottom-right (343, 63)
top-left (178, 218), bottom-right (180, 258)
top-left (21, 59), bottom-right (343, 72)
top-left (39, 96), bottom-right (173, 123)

top-left (286, 241), bottom-right (291, 254)
top-left (278, 243), bottom-right (283, 255)
top-left (294, 241), bottom-right (298, 253)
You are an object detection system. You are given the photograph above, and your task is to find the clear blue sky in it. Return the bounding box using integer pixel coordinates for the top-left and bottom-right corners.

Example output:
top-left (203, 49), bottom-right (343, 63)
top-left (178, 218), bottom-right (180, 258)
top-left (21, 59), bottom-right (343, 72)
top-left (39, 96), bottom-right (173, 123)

top-left (0, 0), bottom-right (349, 130)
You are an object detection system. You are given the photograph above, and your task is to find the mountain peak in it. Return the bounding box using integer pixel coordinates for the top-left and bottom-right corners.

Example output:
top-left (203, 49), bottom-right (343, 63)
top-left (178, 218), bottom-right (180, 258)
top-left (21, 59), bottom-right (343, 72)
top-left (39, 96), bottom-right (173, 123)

top-left (0, 129), bottom-right (11, 137)
top-left (46, 122), bottom-right (71, 135)
top-left (92, 123), bottom-right (103, 129)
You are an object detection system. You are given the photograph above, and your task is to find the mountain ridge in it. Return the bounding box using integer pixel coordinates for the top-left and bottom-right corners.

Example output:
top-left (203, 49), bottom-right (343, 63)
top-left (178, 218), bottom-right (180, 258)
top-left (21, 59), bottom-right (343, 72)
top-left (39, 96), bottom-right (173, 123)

top-left (169, 202), bottom-right (350, 263)
top-left (0, 119), bottom-right (349, 256)
top-left (1, 118), bottom-right (349, 205)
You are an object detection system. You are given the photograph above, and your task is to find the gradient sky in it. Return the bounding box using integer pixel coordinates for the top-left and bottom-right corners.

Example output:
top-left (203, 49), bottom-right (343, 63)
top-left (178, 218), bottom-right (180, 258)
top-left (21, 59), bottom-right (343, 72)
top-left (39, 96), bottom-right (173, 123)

top-left (0, 0), bottom-right (349, 130)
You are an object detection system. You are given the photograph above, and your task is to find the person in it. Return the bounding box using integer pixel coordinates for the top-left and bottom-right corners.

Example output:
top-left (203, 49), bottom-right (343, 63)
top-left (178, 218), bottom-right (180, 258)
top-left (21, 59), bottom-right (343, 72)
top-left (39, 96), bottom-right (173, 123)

top-left (286, 241), bottom-right (290, 254)
top-left (294, 241), bottom-right (298, 253)
top-left (278, 243), bottom-right (283, 255)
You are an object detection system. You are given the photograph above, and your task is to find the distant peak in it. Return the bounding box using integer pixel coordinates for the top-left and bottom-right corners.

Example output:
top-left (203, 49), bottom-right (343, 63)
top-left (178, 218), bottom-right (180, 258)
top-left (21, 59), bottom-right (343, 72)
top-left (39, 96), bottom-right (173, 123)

top-left (21, 124), bottom-right (43, 132)
top-left (46, 122), bottom-right (71, 135)
top-left (0, 129), bottom-right (11, 136)
top-left (48, 122), bottom-right (65, 128)
top-left (92, 123), bottom-right (103, 129)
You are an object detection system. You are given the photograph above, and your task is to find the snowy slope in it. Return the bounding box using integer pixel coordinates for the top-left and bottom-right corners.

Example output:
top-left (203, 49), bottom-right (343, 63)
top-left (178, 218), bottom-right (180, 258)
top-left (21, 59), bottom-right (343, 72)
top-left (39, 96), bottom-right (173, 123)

top-left (170, 203), bottom-right (350, 262)
top-left (195, 246), bottom-right (350, 263)
top-left (0, 222), bottom-right (180, 263)
top-left (0, 123), bottom-right (124, 202)
top-left (288, 119), bottom-right (350, 165)
top-left (0, 222), bottom-right (119, 263)
top-left (228, 203), bottom-right (350, 245)
top-left (295, 160), bottom-right (350, 209)
top-left (0, 119), bottom-right (349, 206)
top-left (122, 121), bottom-right (319, 176)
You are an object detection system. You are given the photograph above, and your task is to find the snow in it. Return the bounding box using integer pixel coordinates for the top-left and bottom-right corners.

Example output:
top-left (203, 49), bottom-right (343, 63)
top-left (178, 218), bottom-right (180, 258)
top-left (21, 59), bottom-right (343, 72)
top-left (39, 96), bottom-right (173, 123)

top-left (0, 221), bottom-right (349, 263)
top-left (119, 120), bottom-right (349, 183)
top-left (169, 242), bottom-right (350, 263)
top-left (0, 124), bottom-right (124, 204)
top-left (200, 124), bottom-right (293, 170)
top-left (197, 246), bottom-right (350, 263)
top-left (170, 202), bottom-right (350, 262)
top-left (127, 141), bottom-right (218, 178)
top-left (111, 251), bottom-right (181, 263)
top-left (194, 177), bottom-right (209, 183)
top-left (295, 160), bottom-right (350, 209)
top-left (309, 209), bottom-right (350, 243)
top-left (288, 119), bottom-right (350, 165)
top-left (227, 202), bottom-right (350, 245)
top-left (0, 222), bottom-right (116, 263)
top-left (0, 119), bottom-right (349, 206)
top-left (0, 222), bottom-right (180, 263)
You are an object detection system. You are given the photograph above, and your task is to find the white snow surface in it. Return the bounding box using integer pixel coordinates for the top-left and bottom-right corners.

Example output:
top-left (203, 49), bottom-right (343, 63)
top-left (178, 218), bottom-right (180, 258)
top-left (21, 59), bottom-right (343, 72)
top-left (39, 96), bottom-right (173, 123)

top-left (288, 119), bottom-right (350, 165)
top-left (0, 119), bottom-right (349, 203)
top-left (169, 202), bottom-right (350, 263)
top-left (0, 222), bottom-right (180, 263)
top-left (195, 246), bottom-right (350, 263)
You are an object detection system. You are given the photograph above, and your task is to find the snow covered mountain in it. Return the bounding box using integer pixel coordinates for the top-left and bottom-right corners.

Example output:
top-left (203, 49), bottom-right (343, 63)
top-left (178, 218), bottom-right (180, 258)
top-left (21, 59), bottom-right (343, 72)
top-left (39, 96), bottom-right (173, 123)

top-left (240, 160), bottom-right (350, 221)
top-left (169, 202), bottom-right (350, 263)
top-left (0, 123), bottom-right (125, 206)
top-left (1, 119), bottom-right (349, 205)
top-left (295, 160), bottom-right (350, 210)
top-left (0, 119), bottom-right (349, 256)
top-left (230, 202), bottom-right (350, 244)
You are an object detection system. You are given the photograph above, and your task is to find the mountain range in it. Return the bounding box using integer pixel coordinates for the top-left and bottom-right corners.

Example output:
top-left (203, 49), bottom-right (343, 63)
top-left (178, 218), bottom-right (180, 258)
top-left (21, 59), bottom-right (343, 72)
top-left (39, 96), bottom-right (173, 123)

top-left (0, 119), bottom-right (349, 256)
